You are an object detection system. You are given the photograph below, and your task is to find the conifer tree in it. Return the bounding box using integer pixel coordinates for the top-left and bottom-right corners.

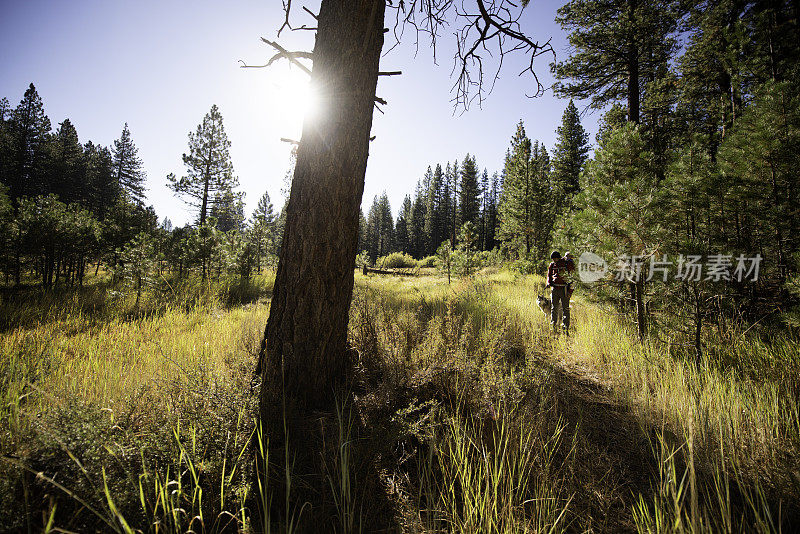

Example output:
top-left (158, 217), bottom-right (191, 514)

top-left (453, 221), bottom-right (480, 277)
top-left (483, 171), bottom-right (500, 251)
top-left (364, 194), bottom-right (394, 261)
top-left (167, 105), bottom-right (238, 225)
top-left (117, 231), bottom-right (156, 308)
top-left (112, 123), bottom-right (147, 204)
top-left (49, 119), bottom-right (84, 205)
top-left (378, 192), bottom-right (394, 257)
top-left (251, 191), bottom-right (277, 272)
top-left (656, 138), bottom-right (721, 359)
top-left (498, 122), bottom-right (556, 264)
top-left (210, 189), bottom-right (245, 233)
top-left (478, 168), bottom-right (489, 250)
top-left (718, 82), bottom-right (800, 280)
top-left (552, 100), bottom-right (590, 197)
top-left (0, 183), bottom-right (12, 283)
top-left (458, 154), bottom-right (480, 229)
top-left (83, 142), bottom-right (119, 220)
top-left (0, 98), bottom-right (12, 190)
top-left (498, 122), bottom-right (535, 258)
top-left (9, 83), bottom-right (51, 201)
top-left (431, 163), bottom-right (448, 252)
top-left (410, 186), bottom-right (427, 257)
top-left (395, 195), bottom-right (412, 254)
top-left (416, 167), bottom-right (433, 254)
top-left (530, 141), bottom-right (555, 262)
top-left (552, 0), bottom-right (682, 124)
top-left (0, 98), bottom-right (10, 120)
top-left (441, 162), bottom-right (453, 252)
top-left (568, 123), bottom-right (660, 341)
top-left (424, 164), bottom-right (445, 252)
top-left (447, 160), bottom-right (459, 245)
top-left (357, 209), bottom-right (367, 257)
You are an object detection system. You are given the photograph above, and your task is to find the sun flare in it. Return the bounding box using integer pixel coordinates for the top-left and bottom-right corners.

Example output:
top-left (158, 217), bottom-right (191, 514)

top-left (269, 66), bottom-right (319, 136)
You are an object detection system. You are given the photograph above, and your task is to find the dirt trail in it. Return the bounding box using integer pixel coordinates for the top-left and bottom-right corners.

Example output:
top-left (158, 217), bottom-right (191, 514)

top-left (539, 361), bottom-right (659, 532)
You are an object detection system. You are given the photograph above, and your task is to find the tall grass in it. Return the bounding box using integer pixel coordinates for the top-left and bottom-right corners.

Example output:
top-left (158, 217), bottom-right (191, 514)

top-left (411, 404), bottom-right (573, 533)
top-left (0, 276), bottom-right (270, 531)
top-left (357, 270), bottom-right (798, 531)
top-left (1, 268), bottom-right (797, 531)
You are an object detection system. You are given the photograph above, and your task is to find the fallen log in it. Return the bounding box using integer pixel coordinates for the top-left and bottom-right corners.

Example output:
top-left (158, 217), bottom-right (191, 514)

top-left (360, 266), bottom-right (418, 276)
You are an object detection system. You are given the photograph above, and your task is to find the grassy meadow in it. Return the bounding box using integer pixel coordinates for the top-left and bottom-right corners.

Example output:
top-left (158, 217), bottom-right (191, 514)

top-left (1, 269), bottom-right (798, 532)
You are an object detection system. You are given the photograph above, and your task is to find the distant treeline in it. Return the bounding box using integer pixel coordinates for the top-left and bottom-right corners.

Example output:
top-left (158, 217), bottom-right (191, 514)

top-left (0, 86), bottom-right (282, 289)
top-left (358, 99), bottom-right (588, 271)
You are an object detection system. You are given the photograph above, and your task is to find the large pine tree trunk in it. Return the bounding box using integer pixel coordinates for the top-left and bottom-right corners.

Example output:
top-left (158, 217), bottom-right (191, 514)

top-left (626, 0), bottom-right (640, 124)
top-left (257, 0), bottom-right (385, 525)
top-left (634, 278), bottom-right (647, 342)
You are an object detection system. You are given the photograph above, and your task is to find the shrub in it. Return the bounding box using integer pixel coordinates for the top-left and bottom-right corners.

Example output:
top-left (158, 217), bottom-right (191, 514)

top-left (417, 255), bottom-right (437, 268)
top-left (376, 252), bottom-right (418, 269)
top-left (511, 258), bottom-right (541, 275)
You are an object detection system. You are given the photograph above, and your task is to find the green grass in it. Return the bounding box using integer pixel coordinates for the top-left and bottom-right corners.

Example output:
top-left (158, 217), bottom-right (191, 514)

top-left (1, 269), bottom-right (798, 532)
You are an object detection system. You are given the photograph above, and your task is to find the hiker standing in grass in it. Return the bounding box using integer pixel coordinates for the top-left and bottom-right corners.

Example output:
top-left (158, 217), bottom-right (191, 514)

top-left (546, 250), bottom-right (575, 335)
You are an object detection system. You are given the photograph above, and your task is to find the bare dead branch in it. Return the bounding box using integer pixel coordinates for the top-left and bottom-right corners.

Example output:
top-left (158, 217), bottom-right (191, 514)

top-left (378, 71), bottom-right (403, 76)
top-left (280, 137), bottom-right (300, 145)
top-left (263, 0), bottom-right (550, 112)
top-left (386, 0), bottom-right (555, 111)
top-left (259, 38), bottom-right (313, 76)
top-left (278, 0), bottom-right (292, 37)
top-left (302, 6), bottom-right (318, 20)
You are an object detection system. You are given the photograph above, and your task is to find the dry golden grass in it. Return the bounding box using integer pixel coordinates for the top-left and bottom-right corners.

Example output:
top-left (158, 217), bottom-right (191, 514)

top-left (0, 269), bottom-right (796, 532)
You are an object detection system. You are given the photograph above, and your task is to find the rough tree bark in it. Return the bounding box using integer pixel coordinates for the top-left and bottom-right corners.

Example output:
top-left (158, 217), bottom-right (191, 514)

top-left (626, 0), bottom-right (640, 124)
top-left (256, 0), bottom-right (385, 526)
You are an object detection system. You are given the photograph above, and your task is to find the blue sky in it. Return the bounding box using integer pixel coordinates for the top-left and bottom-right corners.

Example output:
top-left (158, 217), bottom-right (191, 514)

top-left (0, 0), bottom-right (598, 225)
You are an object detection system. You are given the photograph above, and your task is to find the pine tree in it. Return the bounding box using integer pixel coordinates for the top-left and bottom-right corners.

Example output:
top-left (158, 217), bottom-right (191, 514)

top-left (0, 98), bottom-right (10, 120)
top-left (364, 194), bottom-right (394, 261)
top-left (447, 160), bottom-right (459, 245)
top-left (431, 163), bottom-right (448, 252)
top-left (83, 142), bottom-right (119, 220)
top-left (9, 83), bottom-right (51, 201)
top-left (498, 122), bottom-right (534, 258)
top-left (395, 195), bottom-right (412, 254)
top-left (210, 189), bottom-right (245, 233)
top-left (497, 122), bottom-right (557, 264)
top-left (718, 82), bottom-right (800, 280)
top-left (378, 192), bottom-right (394, 257)
top-left (117, 231), bottom-right (156, 308)
top-left (552, 0), bottom-right (682, 124)
top-left (453, 221), bottom-right (480, 277)
top-left (167, 105), bottom-right (238, 225)
top-left (47, 119), bottom-right (85, 205)
top-left (657, 138), bottom-right (718, 359)
top-left (483, 172), bottom-right (500, 251)
top-left (568, 123), bottom-right (660, 341)
top-left (530, 141), bottom-right (556, 262)
top-left (0, 183), bottom-right (13, 283)
top-left (0, 98), bottom-right (12, 191)
top-left (357, 209), bottom-right (367, 256)
top-left (458, 154), bottom-right (480, 229)
top-left (424, 164), bottom-right (445, 252)
top-left (478, 168), bottom-right (489, 250)
top-left (410, 185), bottom-right (427, 257)
top-left (552, 100), bottom-right (590, 197)
top-left (112, 123), bottom-right (147, 204)
top-left (251, 191), bottom-right (277, 272)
